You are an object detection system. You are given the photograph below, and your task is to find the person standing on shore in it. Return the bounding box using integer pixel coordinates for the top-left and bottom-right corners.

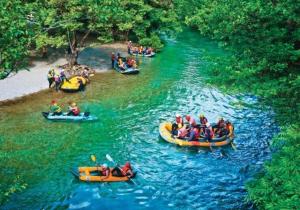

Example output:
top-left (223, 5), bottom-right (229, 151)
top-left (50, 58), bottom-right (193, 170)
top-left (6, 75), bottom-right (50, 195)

top-left (47, 69), bottom-right (55, 88)
top-left (111, 52), bottom-right (116, 69)
top-left (127, 41), bottom-right (132, 54)
top-left (54, 74), bottom-right (61, 91)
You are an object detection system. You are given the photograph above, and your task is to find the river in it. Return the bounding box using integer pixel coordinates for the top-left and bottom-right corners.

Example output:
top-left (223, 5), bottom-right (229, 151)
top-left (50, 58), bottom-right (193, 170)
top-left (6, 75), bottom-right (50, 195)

top-left (0, 30), bottom-right (279, 209)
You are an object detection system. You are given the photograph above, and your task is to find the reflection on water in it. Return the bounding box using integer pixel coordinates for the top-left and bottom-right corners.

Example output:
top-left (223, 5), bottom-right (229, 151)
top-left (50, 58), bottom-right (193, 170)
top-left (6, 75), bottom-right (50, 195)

top-left (0, 30), bottom-right (278, 209)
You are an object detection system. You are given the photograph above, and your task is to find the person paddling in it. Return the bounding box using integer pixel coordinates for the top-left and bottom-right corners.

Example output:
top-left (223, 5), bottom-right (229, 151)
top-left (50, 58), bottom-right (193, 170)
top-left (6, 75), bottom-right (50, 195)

top-left (50, 100), bottom-right (62, 115)
top-left (199, 114), bottom-right (208, 126)
top-left (225, 120), bottom-right (234, 138)
top-left (112, 162), bottom-right (134, 178)
top-left (188, 126), bottom-right (200, 141)
top-left (99, 163), bottom-right (110, 179)
top-left (204, 122), bottom-right (214, 141)
top-left (172, 114), bottom-right (184, 134)
top-left (176, 125), bottom-right (189, 139)
top-left (67, 102), bottom-right (80, 116)
top-left (185, 115), bottom-right (197, 127)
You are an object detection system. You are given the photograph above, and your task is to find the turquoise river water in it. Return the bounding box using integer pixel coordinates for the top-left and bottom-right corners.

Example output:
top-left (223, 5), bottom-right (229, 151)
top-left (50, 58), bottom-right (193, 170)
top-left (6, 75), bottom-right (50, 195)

top-left (0, 30), bottom-right (279, 209)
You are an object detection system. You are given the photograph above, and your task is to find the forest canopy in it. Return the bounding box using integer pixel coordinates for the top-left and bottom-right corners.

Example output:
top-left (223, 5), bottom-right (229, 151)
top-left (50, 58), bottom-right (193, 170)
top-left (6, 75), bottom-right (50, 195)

top-left (0, 0), bottom-right (180, 74)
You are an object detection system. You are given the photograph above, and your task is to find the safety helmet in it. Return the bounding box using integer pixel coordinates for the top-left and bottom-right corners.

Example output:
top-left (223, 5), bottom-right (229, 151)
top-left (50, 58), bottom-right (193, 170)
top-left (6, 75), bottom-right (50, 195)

top-left (199, 114), bottom-right (204, 118)
top-left (71, 102), bottom-right (77, 107)
top-left (175, 114), bottom-right (181, 118)
top-left (103, 163), bottom-right (108, 168)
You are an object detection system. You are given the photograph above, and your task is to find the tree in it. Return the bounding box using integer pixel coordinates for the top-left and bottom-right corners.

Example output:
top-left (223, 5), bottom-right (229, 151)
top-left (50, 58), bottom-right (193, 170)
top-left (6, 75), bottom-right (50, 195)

top-left (0, 0), bottom-right (34, 76)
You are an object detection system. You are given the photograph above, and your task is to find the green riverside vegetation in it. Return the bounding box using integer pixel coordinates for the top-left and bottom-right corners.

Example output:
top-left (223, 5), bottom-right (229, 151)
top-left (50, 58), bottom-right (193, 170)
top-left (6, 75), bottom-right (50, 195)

top-left (0, 0), bottom-right (180, 76)
top-left (176, 0), bottom-right (300, 209)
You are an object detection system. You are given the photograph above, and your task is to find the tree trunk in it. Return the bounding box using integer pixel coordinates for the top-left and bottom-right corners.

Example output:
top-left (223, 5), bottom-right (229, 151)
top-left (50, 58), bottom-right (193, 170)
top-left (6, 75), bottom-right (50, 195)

top-left (68, 31), bottom-right (78, 67)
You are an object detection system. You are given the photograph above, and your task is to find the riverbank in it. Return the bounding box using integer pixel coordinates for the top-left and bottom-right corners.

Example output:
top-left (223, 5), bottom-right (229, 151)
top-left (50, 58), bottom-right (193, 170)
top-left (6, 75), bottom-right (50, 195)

top-left (0, 43), bottom-right (127, 102)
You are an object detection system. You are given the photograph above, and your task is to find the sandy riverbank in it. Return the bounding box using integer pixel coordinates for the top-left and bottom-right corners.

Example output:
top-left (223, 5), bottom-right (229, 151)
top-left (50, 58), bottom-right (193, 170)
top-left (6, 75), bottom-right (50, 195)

top-left (0, 43), bottom-right (127, 102)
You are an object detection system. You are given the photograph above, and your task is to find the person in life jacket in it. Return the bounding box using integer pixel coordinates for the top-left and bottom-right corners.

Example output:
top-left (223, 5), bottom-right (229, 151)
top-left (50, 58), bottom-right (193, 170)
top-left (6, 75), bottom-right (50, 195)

top-left (126, 57), bottom-right (134, 67)
top-left (213, 117), bottom-right (225, 133)
top-left (112, 162), bottom-right (135, 178)
top-left (187, 126), bottom-right (200, 141)
top-left (67, 102), bottom-right (80, 116)
top-left (99, 163), bottom-right (110, 179)
top-left (54, 74), bottom-right (61, 91)
top-left (199, 114), bottom-right (208, 126)
top-left (50, 100), bottom-right (62, 115)
top-left (127, 41), bottom-right (132, 54)
top-left (185, 115), bottom-right (197, 127)
top-left (204, 122), bottom-right (214, 141)
top-left (118, 57), bottom-right (126, 70)
top-left (176, 125), bottom-right (190, 139)
top-left (172, 114), bottom-right (184, 134)
top-left (47, 69), bottom-right (55, 88)
top-left (217, 123), bottom-right (229, 137)
top-left (59, 69), bottom-right (68, 83)
top-left (132, 47), bottom-right (138, 54)
top-left (111, 52), bottom-right (116, 68)
top-left (146, 47), bottom-right (153, 55)
top-left (225, 120), bottom-right (234, 138)
top-left (138, 46), bottom-right (143, 54)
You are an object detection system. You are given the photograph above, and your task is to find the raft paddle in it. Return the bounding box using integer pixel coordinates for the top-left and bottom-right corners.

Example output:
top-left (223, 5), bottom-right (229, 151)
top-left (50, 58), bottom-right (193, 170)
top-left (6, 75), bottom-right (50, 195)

top-left (91, 154), bottom-right (101, 171)
top-left (105, 154), bottom-right (137, 185)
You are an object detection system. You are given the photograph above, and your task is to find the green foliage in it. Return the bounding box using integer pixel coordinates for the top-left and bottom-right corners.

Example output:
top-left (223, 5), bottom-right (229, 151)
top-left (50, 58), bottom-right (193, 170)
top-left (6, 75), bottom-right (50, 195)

top-left (0, 0), bottom-right (34, 74)
top-left (139, 34), bottom-right (164, 50)
top-left (1, 0), bottom-right (181, 72)
top-left (246, 125), bottom-right (300, 209)
top-left (177, 0), bottom-right (300, 208)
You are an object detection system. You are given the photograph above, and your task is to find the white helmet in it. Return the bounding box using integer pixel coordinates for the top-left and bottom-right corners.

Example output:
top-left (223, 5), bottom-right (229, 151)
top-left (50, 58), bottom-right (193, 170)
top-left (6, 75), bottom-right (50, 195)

top-left (102, 163), bottom-right (108, 168)
top-left (175, 114), bottom-right (181, 118)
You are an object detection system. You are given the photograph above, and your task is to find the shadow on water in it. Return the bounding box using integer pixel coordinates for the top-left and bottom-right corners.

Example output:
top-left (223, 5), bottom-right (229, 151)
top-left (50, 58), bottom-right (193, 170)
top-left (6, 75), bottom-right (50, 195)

top-left (0, 30), bottom-right (279, 209)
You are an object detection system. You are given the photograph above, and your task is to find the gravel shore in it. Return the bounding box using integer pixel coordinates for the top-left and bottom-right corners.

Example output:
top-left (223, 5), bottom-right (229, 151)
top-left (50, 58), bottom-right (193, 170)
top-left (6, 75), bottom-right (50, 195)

top-left (0, 43), bottom-right (127, 102)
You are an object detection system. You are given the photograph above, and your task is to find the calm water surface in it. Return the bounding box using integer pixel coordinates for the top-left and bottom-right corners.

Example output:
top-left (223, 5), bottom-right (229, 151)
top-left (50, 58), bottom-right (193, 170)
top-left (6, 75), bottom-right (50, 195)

top-left (0, 31), bottom-right (278, 209)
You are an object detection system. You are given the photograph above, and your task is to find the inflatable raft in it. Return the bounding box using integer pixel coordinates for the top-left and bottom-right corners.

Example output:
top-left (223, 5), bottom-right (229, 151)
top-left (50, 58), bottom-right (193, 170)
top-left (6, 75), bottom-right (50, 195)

top-left (60, 76), bottom-right (87, 92)
top-left (71, 167), bottom-right (132, 182)
top-left (114, 65), bottom-right (139, 75)
top-left (159, 122), bottom-right (233, 147)
top-left (130, 52), bottom-right (155, 57)
top-left (42, 112), bottom-right (98, 121)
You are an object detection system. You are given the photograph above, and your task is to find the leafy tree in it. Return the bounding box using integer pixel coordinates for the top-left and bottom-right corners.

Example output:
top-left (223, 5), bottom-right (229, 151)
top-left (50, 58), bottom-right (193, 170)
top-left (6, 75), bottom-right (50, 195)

top-left (29, 0), bottom-right (180, 66)
top-left (0, 0), bottom-right (34, 77)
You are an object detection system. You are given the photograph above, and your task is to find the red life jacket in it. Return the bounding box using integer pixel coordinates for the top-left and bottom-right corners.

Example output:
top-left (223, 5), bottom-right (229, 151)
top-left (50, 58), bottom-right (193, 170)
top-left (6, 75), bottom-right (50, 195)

top-left (205, 127), bottom-right (214, 138)
top-left (178, 127), bottom-right (188, 138)
top-left (193, 128), bottom-right (200, 139)
top-left (176, 117), bottom-right (183, 125)
top-left (200, 117), bottom-right (208, 125)
top-left (217, 119), bottom-right (225, 128)
top-left (72, 107), bottom-right (80, 115)
top-left (121, 162), bottom-right (132, 176)
top-left (189, 117), bottom-right (197, 127)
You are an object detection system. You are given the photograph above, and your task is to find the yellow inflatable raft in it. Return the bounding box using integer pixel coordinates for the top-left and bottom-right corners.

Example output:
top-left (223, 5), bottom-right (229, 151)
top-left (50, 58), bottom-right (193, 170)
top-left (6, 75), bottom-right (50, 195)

top-left (159, 122), bottom-right (233, 147)
top-left (72, 167), bottom-right (130, 182)
top-left (60, 76), bottom-right (87, 92)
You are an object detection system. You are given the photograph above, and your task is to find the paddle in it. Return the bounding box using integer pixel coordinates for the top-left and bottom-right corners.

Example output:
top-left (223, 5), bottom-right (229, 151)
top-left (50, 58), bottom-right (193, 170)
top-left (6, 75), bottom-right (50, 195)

top-left (231, 141), bottom-right (237, 151)
top-left (91, 154), bottom-right (100, 171)
top-left (105, 154), bottom-right (137, 185)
